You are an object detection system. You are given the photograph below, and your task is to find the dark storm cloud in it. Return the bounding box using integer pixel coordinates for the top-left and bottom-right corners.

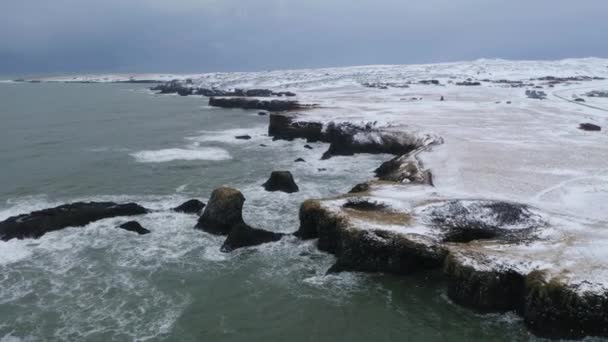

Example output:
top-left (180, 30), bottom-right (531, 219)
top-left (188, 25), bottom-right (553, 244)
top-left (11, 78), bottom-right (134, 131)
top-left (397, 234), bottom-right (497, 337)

top-left (1, 0), bottom-right (607, 74)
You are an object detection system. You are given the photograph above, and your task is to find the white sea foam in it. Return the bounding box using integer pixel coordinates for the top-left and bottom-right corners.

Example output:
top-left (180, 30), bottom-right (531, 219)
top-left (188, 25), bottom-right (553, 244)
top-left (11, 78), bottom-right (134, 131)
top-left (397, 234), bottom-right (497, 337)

top-left (131, 147), bottom-right (231, 163)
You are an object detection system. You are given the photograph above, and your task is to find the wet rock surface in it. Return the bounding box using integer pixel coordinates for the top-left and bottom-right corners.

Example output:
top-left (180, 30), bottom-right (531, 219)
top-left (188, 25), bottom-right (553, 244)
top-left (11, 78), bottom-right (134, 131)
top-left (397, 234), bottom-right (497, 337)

top-left (268, 114), bottom-right (324, 142)
top-left (209, 97), bottom-right (303, 112)
top-left (262, 171), bottom-right (299, 193)
top-left (221, 223), bottom-right (284, 252)
top-left (173, 199), bottom-right (206, 215)
top-left (117, 221), bottom-right (151, 235)
top-left (0, 202), bottom-right (148, 241)
top-left (196, 187), bottom-right (284, 251)
top-left (196, 187), bottom-right (246, 235)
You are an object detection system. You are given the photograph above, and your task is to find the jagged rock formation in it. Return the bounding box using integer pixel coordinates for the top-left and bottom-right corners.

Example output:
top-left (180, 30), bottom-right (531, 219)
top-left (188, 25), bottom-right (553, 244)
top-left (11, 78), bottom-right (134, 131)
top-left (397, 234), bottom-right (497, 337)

top-left (268, 114), bottom-right (440, 160)
top-left (196, 187), bottom-right (284, 251)
top-left (295, 179), bottom-right (608, 339)
top-left (117, 221), bottom-right (150, 235)
top-left (0, 202), bottom-right (148, 241)
top-left (262, 171), bottom-right (300, 193)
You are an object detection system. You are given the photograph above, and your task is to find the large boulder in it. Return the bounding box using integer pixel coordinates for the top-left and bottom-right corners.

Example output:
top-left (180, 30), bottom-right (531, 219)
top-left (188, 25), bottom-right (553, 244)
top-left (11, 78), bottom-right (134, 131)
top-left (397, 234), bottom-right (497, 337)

top-left (173, 199), bottom-right (206, 215)
top-left (221, 223), bottom-right (284, 252)
top-left (117, 221), bottom-right (151, 235)
top-left (262, 171), bottom-right (299, 193)
top-left (0, 202), bottom-right (148, 241)
top-left (195, 187), bottom-right (246, 235)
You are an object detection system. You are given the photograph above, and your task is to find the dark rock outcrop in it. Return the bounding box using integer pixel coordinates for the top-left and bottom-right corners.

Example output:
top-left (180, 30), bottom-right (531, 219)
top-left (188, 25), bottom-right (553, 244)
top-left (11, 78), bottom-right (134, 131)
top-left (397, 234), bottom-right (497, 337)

top-left (209, 97), bottom-right (302, 112)
top-left (349, 182), bottom-right (371, 194)
top-left (456, 81), bottom-right (481, 86)
top-left (523, 271), bottom-right (608, 339)
top-left (374, 153), bottom-right (433, 184)
top-left (196, 187), bottom-right (284, 251)
top-left (0, 202), bottom-right (148, 241)
top-left (525, 90), bottom-right (547, 100)
top-left (294, 158), bottom-right (306, 163)
top-left (262, 171), bottom-right (299, 193)
top-left (235, 135), bottom-right (252, 140)
top-left (196, 187), bottom-right (246, 235)
top-left (221, 223), bottom-right (284, 252)
top-left (173, 199), bottom-right (206, 215)
top-left (445, 254), bottom-right (525, 313)
top-left (321, 122), bottom-right (419, 159)
top-left (117, 221), bottom-right (151, 235)
top-left (579, 123), bottom-right (601, 131)
top-left (151, 82), bottom-right (297, 98)
top-left (268, 114), bottom-right (324, 142)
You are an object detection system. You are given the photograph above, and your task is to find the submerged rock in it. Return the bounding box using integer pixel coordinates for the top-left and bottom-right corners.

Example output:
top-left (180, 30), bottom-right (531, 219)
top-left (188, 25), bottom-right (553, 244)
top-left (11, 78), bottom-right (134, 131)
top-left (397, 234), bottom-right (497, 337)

top-left (579, 123), bottom-right (601, 131)
top-left (196, 187), bottom-right (246, 235)
top-left (173, 199), bottom-right (206, 215)
top-left (221, 223), bottom-right (285, 252)
top-left (262, 171), bottom-right (299, 193)
top-left (235, 135), bottom-right (252, 140)
top-left (0, 202), bottom-right (148, 241)
top-left (117, 221), bottom-right (150, 235)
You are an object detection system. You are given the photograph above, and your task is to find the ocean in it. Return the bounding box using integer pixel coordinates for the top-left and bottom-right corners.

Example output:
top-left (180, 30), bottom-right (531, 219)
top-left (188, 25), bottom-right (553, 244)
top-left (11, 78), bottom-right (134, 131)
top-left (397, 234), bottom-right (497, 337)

top-left (0, 82), bottom-right (532, 341)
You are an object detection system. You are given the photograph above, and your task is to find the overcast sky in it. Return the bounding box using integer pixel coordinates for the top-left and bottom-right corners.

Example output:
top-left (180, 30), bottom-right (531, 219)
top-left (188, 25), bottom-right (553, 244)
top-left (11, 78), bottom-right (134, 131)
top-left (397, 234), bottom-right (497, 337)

top-left (1, 0), bottom-right (607, 75)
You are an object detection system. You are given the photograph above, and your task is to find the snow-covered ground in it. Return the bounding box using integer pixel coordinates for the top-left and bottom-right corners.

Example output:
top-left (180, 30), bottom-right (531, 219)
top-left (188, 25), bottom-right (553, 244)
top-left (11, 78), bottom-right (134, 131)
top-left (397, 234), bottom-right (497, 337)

top-left (30, 58), bottom-right (608, 293)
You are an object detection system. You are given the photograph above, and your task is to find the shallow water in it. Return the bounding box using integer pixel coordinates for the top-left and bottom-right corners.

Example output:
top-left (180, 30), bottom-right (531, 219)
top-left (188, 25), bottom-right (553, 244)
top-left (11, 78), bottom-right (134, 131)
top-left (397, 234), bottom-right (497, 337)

top-left (0, 83), bottom-right (537, 341)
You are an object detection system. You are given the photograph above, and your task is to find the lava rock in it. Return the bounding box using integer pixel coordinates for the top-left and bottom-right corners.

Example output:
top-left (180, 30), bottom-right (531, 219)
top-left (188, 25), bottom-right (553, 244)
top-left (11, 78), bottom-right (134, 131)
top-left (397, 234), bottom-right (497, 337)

top-left (196, 187), bottom-right (246, 235)
top-left (220, 223), bottom-right (284, 252)
top-left (173, 199), bottom-right (206, 215)
top-left (118, 221), bottom-right (150, 235)
top-left (579, 123), bottom-right (601, 131)
top-left (0, 202), bottom-right (148, 241)
top-left (235, 135), bottom-right (252, 140)
top-left (262, 171), bottom-right (299, 193)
